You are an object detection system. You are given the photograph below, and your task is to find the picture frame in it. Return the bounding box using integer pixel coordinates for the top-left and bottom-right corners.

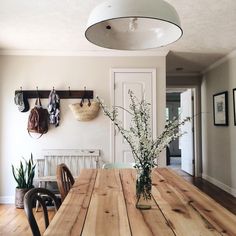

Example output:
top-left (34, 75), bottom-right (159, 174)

top-left (213, 91), bottom-right (228, 126)
top-left (233, 88), bottom-right (236, 125)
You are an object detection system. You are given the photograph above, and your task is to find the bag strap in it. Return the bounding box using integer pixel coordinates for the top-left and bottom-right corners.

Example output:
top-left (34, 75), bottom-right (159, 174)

top-left (88, 98), bottom-right (91, 107)
top-left (35, 89), bottom-right (42, 107)
top-left (80, 98), bottom-right (84, 107)
top-left (35, 97), bottom-right (42, 107)
top-left (28, 131), bottom-right (44, 139)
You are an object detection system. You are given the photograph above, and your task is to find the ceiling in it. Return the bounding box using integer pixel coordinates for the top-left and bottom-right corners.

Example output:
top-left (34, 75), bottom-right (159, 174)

top-left (0, 0), bottom-right (236, 74)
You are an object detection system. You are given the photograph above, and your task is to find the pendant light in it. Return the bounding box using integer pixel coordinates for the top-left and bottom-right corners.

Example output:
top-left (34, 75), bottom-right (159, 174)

top-left (85, 0), bottom-right (183, 50)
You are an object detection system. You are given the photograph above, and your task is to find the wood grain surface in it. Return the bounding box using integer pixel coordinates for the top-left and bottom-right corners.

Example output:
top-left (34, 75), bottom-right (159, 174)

top-left (82, 169), bottom-right (130, 236)
top-left (44, 169), bottom-right (97, 236)
top-left (0, 204), bottom-right (55, 236)
top-left (120, 169), bottom-right (175, 236)
top-left (152, 169), bottom-right (220, 236)
top-left (44, 168), bottom-right (236, 236)
top-left (155, 168), bottom-right (236, 236)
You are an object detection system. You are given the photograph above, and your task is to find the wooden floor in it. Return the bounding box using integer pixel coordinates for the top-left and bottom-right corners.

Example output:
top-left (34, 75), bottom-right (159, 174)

top-left (0, 168), bottom-right (236, 236)
top-left (0, 204), bottom-right (55, 236)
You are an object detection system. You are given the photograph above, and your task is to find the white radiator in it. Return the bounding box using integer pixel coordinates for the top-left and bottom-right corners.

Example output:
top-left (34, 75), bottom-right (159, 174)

top-left (35, 149), bottom-right (100, 180)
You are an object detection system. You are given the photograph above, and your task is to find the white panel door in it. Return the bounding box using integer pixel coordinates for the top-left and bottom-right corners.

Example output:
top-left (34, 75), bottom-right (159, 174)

top-left (112, 69), bottom-right (156, 164)
top-left (180, 89), bottom-right (194, 175)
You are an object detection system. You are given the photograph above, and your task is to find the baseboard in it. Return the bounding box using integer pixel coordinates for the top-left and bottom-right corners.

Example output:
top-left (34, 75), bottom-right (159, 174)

top-left (0, 196), bottom-right (14, 204)
top-left (202, 173), bottom-right (236, 197)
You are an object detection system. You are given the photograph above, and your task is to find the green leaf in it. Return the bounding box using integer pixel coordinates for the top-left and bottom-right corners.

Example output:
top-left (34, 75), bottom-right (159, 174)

top-left (11, 155), bottom-right (35, 188)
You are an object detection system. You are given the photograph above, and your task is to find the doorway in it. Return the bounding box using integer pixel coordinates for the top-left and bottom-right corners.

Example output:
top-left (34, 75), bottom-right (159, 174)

top-left (166, 88), bottom-right (195, 176)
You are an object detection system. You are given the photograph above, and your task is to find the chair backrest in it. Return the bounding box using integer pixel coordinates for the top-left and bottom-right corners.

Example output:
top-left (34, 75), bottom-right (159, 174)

top-left (102, 162), bottom-right (135, 169)
top-left (24, 188), bottom-right (61, 236)
top-left (56, 163), bottom-right (75, 202)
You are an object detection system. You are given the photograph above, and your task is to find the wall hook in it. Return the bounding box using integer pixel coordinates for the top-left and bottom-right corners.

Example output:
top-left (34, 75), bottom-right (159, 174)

top-left (36, 86), bottom-right (40, 98)
top-left (68, 86), bottom-right (71, 96)
top-left (82, 86), bottom-right (87, 100)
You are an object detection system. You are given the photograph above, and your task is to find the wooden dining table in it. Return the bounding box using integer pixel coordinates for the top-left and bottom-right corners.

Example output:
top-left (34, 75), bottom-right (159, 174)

top-left (43, 168), bottom-right (236, 236)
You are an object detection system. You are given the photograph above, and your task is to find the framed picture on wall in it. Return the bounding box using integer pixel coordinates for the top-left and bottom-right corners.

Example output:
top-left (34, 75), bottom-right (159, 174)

top-left (233, 89), bottom-right (236, 125)
top-left (213, 91), bottom-right (228, 126)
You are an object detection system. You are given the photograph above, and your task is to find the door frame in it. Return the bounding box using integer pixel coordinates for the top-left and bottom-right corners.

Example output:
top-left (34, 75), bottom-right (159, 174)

top-left (110, 68), bottom-right (157, 163)
top-left (166, 85), bottom-right (201, 177)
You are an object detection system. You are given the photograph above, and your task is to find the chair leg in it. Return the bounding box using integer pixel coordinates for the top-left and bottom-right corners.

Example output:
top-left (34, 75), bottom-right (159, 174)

top-left (35, 199), bottom-right (40, 212)
top-left (35, 181), bottom-right (42, 212)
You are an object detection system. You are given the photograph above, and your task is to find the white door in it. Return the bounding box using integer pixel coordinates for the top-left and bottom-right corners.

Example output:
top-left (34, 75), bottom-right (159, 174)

top-left (180, 89), bottom-right (194, 175)
top-left (111, 69), bottom-right (156, 163)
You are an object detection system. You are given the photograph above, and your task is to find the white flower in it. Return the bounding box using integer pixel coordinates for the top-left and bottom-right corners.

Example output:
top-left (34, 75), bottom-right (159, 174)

top-left (97, 90), bottom-right (190, 168)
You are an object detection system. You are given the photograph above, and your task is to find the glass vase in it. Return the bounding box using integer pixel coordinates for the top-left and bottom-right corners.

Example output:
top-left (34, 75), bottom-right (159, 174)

top-left (135, 167), bottom-right (152, 210)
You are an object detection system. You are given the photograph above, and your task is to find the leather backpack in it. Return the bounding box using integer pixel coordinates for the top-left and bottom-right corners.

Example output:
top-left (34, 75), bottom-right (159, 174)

top-left (27, 97), bottom-right (49, 138)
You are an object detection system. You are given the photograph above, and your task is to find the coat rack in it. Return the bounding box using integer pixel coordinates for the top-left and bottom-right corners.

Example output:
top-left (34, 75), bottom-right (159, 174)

top-left (14, 88), bottom-right (93, 99)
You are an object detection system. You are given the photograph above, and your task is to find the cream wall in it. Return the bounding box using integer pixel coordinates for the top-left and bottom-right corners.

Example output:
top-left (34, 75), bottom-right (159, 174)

top-left (201, 55), bottom-right (236, 196)
top-left (0, 55), bottom-right (166, 202)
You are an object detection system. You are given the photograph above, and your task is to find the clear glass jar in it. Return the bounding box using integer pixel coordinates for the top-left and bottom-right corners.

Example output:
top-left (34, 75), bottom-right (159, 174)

top-left (135, 167), bottom-right (152, 210)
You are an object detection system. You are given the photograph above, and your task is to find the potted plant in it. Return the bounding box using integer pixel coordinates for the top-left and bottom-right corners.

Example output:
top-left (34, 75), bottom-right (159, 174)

top-left (97, 90), bottom-right (190, 209)
top-left (12, 154), bottom-right (36, 208)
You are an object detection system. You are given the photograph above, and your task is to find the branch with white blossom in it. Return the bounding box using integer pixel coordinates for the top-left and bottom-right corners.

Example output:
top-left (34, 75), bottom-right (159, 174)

top-left (97, 92), bottom-right (190, 168)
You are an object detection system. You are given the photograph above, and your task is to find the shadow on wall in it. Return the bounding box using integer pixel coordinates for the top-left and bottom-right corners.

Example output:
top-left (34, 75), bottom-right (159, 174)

top-left (166, 51), bottom-right (225, 74)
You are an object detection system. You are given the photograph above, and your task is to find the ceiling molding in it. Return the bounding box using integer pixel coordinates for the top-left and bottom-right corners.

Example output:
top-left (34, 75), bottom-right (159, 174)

top-left (167, 72), bottom-right (201, 77)
top-left (0, 49), bottom-right (169, 57)
top-left (166, 88), bottom-right (187, 93)
top-left (202, 49), bottom-right (236, 74)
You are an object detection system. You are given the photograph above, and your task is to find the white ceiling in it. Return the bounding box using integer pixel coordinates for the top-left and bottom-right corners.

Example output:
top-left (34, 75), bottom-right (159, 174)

top-left (0, 0), bottom-right (236, 74)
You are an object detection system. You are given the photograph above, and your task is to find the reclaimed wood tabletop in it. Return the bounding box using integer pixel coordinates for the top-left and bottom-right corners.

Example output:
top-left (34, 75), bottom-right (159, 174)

top-left (44, 168), bottom-right (236, 236)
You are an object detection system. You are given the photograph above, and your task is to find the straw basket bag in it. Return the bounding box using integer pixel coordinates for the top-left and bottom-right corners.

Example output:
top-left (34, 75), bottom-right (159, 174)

top-left (69, 101), bottom-right (100, 121)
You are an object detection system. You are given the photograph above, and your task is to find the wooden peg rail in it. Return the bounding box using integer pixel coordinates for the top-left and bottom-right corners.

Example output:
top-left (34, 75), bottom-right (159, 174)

top-left (14, 90), bottom-right (93, 99)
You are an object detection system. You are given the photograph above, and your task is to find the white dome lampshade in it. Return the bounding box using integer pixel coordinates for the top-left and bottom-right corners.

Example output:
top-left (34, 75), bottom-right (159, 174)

top-left (85, 0), bottom-right (183, 50)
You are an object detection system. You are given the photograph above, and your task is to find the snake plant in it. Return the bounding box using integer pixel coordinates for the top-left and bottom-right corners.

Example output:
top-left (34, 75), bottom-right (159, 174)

top-left (12, 153), bottom-right (36, 189)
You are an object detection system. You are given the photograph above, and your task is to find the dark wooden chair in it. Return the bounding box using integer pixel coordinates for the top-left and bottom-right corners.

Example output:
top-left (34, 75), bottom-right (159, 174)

top-left (56, 163), bottom-right (75, 202)
top-left (24, 187), bottom-right (61, 236)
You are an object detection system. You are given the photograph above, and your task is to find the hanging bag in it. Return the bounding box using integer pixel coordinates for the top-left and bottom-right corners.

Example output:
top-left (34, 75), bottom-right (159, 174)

top-left (27, 97), bottom-right (49, 138)
top-left (69, 98), bottom-right (100, 121)
top-left (47, 89), bottom-right (60, 127)
top-left (14, 91), bottom-right (30, 112)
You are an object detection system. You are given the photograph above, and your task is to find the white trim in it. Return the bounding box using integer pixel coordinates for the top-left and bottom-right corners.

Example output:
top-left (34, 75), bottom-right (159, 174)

top-left (167, 72), bottom-right (201, 77)
top-left (0, 49), bottom-right (169, 57)
top-left (110, 71), bottom-right (115, 163)
top-left (202, 173), bottom-right (236, 197)
top-left (192, 87), bottom-right (201, 177)
top-left (110, 68), bottom-right (157, 163)
top-left (0, 196), bottom-right (14, 204)
top-left (202, 49), bottom-right (236, 74)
